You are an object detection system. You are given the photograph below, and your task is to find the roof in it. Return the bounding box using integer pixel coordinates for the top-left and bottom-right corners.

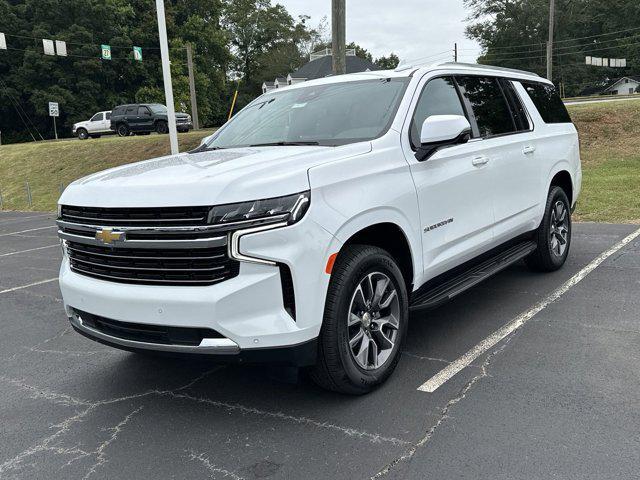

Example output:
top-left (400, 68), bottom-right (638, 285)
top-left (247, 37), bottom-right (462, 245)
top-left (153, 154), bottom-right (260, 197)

top-left (602, 76), bottom-right (640, 91)
top-left (290, 54), bottom-right (379, 80)
top-left (262, 62), bottom-right (546, 95)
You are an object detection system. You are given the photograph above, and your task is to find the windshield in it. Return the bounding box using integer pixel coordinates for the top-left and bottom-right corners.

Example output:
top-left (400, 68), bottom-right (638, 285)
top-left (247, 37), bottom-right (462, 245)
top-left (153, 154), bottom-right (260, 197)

top-left (207, 78), bottom-right (409, 148)
top-left (149, 104), bottom-right (167, 114)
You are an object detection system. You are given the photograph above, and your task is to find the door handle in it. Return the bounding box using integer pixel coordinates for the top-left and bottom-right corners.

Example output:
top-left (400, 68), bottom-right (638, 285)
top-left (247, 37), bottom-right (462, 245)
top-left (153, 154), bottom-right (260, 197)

top-left (523, 145), bottom-right (536, 155)
top-left (472, 155), bottom-right (489, 167)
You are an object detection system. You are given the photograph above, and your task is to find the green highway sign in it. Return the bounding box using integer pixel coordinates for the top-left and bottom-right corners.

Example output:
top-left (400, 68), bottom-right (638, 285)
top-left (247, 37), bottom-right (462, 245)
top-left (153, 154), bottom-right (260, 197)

top-left (101, 44), bottom-right (111, 60)
top-left (133, 46), bottom-right (142, 62)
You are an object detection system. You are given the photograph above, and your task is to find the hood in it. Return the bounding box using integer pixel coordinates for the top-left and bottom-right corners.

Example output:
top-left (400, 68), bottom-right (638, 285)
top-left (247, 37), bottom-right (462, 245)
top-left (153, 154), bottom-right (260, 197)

top-left (60, 143), bottom-right (371, 208)
top-left (73, 120), bottom-right (90, 128)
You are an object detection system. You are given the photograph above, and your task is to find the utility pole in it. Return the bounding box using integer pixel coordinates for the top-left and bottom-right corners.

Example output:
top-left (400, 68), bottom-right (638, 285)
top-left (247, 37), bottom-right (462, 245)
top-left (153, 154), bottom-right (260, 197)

top-left (185, 44), bottom-right (200, 130)
top-left (454, 43), bottom-right (458, 62)
top-left (332, 0), bottom-right (346, 75)
top-left (155, 0), bottom-right (179, 155)
top-left (547, 0), bottom-right (555, 81)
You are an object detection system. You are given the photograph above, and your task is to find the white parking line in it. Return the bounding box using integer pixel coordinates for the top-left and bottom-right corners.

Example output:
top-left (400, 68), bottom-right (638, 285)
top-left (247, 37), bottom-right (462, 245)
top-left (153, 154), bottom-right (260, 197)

top-left (0, 214), bottom-right (52, 225)
top-left (418, 226), bottom-right (640, 393)
top-left (0, 245), bottom-right (59, 257)
top-left (0, 278), bottom-right (58, 295)
top-left (0, 226), bottom-right (56, 237)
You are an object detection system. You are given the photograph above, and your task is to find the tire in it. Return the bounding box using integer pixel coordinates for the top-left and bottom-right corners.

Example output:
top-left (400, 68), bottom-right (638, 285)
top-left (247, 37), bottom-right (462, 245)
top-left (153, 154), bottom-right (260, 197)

top-left (156, 121), bottom-right (168, 134)
top-left (117, 124), bottom-right (130, 137)
top-left (77, 128), bottom-right (89, 140)
top-left (526, 186), bottom-right (572, 272)
top-left (310, 245), bottom-right (408, 395)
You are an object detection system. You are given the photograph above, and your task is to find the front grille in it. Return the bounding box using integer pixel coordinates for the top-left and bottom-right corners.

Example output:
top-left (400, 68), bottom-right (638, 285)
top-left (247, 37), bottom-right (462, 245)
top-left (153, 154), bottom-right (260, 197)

top-left (60, 205), bottom-right (210, 227)
top-left (74, 309), bottom-right (224, 346)
top-left (66, 241), bottom-right (239, 286)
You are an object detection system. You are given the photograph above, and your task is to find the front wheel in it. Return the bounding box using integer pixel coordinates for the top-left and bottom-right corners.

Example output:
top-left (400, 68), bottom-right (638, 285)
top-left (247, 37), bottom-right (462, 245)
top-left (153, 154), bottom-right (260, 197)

top-left (77, 128), bottom-right (88, 140)
top-left (526, 186), bottom-right (572, 272)
top-left (156, 121), bottom-right (168, 134)
top-left (310, 245), bottom-right (408, 395)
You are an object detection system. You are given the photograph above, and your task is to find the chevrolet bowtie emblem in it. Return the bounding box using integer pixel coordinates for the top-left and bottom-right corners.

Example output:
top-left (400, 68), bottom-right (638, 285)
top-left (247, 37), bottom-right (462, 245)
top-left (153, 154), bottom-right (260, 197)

top-left (95, 228), bottom-right (125, 245)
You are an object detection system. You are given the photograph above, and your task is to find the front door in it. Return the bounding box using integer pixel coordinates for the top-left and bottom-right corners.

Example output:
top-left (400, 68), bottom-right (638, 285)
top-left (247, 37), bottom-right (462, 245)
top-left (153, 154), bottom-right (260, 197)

top-left (402, 76), bottom-right (495, 280)
top-left (87, 112), bottom-right (103, 133)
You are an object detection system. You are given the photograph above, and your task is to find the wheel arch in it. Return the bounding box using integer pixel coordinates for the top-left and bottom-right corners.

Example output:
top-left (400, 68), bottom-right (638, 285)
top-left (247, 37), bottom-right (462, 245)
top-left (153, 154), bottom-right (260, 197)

top-left (335, 220), bottom-right (417, 292)
top-left (549, 169), bottom-right (573, 205)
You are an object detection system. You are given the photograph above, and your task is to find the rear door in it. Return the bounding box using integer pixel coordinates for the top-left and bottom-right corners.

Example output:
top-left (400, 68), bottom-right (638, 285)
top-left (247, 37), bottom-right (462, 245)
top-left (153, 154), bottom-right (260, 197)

top-left (125, 105), bottom-right (139, 130)
top-left (401, 76), bottom-right (496, 279)
top-left (455, 75), bottom-right (540, 243)
top-left (102, 112), bottom-right (112, 132)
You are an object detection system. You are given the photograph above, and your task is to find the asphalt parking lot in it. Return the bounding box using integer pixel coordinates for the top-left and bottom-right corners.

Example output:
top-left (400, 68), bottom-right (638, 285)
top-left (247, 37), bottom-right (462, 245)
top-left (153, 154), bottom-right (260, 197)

top-left (1, 211), bottom-right (639, 480)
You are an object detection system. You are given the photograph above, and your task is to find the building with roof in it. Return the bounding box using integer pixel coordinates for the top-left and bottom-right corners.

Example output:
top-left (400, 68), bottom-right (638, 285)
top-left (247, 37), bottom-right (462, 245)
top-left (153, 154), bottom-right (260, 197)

top-left (262, 48), bottom-right (379, 94)
top-left (601, 76), bottom-right (640, 95)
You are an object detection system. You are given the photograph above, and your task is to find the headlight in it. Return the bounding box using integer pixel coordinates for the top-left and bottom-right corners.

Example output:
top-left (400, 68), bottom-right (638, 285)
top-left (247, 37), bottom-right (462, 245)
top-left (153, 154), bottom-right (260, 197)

top-left (207, 191), bottom-right (310, 226)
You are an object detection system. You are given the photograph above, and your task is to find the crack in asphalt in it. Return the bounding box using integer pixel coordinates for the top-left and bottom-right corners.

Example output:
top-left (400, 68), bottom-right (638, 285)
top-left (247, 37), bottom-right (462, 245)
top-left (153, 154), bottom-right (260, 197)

top-left (371, 335), bottom-right (517, 479)
top-left (0, 366), bottom-right (409, 478)
top-left (186, 450), bottom-right (246, 480)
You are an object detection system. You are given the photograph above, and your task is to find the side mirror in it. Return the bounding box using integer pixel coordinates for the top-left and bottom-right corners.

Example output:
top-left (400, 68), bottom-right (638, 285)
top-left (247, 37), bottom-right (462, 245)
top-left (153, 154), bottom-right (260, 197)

top-left (416, 115), bottom-right (472, 161)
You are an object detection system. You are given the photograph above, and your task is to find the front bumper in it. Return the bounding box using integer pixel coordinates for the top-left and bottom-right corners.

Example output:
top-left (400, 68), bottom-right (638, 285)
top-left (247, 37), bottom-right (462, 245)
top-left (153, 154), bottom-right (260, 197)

top-left (58, 215), bottom-right (338, 363)
top-left (69, 309), bottom-right (318, 365)
top-left (177, 121), bottom-right (193, 131)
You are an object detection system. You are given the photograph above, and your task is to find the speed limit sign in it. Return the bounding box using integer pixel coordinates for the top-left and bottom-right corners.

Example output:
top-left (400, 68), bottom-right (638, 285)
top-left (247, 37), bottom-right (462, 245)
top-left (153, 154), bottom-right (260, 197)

top-left (49, 102), bottom-right (59, 117)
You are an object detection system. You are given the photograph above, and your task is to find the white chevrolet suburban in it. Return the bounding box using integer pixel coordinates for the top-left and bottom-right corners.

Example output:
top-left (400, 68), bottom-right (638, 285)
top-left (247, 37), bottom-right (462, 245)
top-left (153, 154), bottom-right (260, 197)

top-left (57, 63), bottom-right (581, 394)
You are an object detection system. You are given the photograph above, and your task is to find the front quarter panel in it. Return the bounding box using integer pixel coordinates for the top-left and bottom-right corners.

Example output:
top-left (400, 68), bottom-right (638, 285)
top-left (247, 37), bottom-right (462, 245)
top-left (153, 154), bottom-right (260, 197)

top-left (307, 132), bottom-right (424, 289)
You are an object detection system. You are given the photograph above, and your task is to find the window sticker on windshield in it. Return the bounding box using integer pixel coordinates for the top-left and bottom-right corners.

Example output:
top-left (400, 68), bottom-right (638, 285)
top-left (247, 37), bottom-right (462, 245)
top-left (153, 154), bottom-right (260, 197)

top-left (292, 103), bottom-right (307, 109)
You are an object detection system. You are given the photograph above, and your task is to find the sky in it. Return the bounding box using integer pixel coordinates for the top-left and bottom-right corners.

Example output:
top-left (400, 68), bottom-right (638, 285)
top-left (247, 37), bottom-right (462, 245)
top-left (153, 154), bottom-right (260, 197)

top-left (275, 0), bottom-right (483, 65)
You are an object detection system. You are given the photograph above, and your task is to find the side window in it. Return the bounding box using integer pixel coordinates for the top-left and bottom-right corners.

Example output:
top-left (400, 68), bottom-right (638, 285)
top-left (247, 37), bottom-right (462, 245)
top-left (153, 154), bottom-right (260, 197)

top-left (125, 106), bottom-right (137, 115)
top-left (522, 82), bottom-right (572, 124)
top-left (456, 76), bottom-right (516, 138)
top-left (500, 80), bottom-right (531, 131)
top-left (105, 112), bottom-right (111, 120)
top-left (90, 113), bottom-right (102, 122)
top-left (410, 77), bottom-right (466, 149)
top-left (138, 106), bottom-right (150, 116)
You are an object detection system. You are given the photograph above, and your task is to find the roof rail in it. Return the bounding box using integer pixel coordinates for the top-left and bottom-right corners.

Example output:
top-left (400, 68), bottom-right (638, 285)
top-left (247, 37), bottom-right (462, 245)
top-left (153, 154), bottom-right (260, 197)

top-left (395, 61), bottom-right (540, 78)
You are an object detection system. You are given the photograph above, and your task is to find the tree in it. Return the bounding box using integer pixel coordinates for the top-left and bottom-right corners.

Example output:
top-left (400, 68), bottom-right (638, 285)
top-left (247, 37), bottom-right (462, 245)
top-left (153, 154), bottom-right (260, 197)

top-left (464, 0), bottom-right (640, 96)
top-left (376, 53), bottom-right (400, 70)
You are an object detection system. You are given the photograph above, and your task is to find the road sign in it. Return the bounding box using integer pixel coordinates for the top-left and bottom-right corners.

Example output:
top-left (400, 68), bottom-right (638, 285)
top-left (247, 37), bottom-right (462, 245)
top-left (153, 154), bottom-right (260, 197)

top-left (49, 102), bottom-right (59, 117)
top-left (43, 39), bottom-right (55, 56)
top-left (55, 40), bottom-right (67, 56)
top-left (133, 46), bottom-right (143, 62)
top-left (101, 44), bottom-right (111, 60)
top-left (0, 33), bottom-right (6, 50)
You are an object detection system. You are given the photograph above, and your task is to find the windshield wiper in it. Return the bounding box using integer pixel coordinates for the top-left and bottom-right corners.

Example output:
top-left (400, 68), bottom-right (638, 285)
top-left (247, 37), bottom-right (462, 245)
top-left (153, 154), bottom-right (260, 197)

top-left (248, 141), bottom-right (320, 147)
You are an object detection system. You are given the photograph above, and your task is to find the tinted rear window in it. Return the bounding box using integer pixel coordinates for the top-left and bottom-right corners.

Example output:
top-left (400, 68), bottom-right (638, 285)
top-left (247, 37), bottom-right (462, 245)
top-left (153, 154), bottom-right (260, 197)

top-left (457, 76), bottom-right (516, 138)
top-left (522, 82), bottom-right (572, 123)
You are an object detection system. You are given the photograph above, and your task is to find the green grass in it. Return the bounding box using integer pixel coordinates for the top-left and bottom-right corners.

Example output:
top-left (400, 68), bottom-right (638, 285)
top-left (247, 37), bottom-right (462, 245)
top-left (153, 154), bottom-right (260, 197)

top-left (567, 100), bottom-right (640, 223)
top-left (0, 130), bottom-right (214, 211)
top-left (1, 100), bottom-right (639, 223)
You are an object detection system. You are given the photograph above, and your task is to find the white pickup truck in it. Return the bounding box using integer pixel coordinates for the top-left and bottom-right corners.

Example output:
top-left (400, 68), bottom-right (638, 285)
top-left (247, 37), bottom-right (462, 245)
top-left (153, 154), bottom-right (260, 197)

top-left (57, 63), bottom-right (581, 394)
top-left (72, 111), bottom-right (113, 140)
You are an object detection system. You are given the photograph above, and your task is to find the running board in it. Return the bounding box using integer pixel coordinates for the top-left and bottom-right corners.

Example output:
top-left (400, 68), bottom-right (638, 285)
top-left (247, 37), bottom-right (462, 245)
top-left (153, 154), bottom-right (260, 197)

top-left (410, 241), bottom-right (537, 311)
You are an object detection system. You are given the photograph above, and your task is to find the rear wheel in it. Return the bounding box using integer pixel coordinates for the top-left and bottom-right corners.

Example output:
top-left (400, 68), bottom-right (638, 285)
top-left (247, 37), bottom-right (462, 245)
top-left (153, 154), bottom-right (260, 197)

top-left (77, 128), bottom-right (88, 140)
top-left (156, 121), bottom-right (168, 134)
top-left (117, 124), bottom-right (130, 137)
top-left (310, 245), bottom-right (408, 395)
top-left (526, 186), bottom-right (572, 272)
